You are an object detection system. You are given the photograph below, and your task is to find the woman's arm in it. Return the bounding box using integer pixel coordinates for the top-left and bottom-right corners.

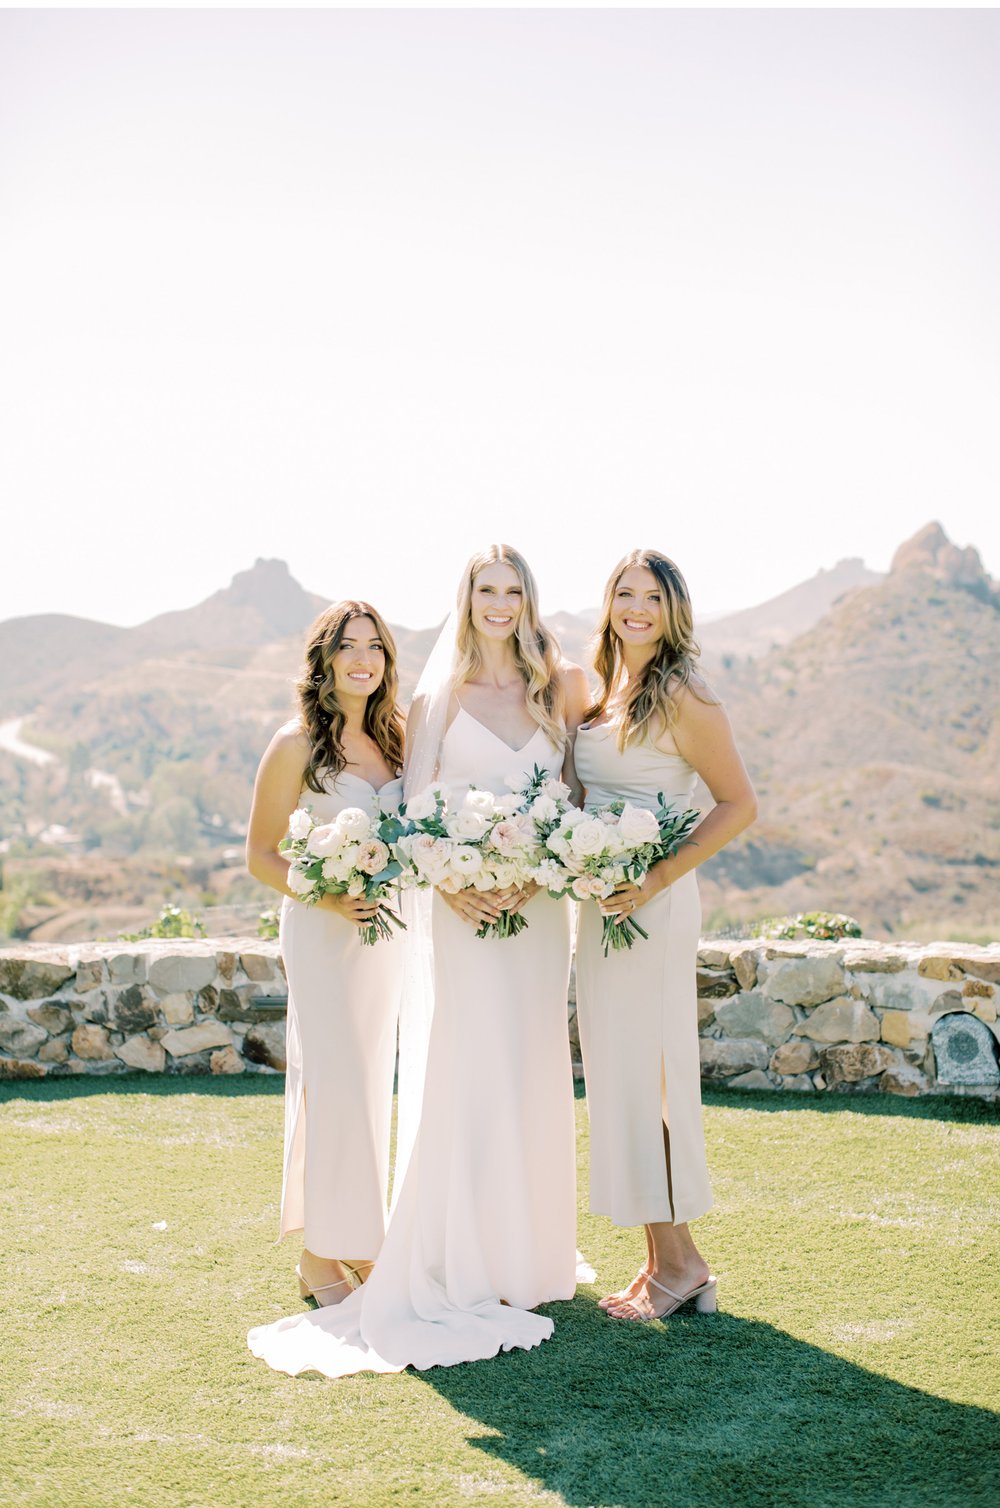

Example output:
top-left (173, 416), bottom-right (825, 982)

top-left (603, 685), bottom-right (757, 915)
top-left (246, 725), bottom-right (380, 921)
top-left (560, 662), bottom-right (591, 807)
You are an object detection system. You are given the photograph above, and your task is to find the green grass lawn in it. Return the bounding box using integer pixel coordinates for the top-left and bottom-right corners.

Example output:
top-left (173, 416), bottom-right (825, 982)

top-left (1, 1078), bottom-right (997, 1508)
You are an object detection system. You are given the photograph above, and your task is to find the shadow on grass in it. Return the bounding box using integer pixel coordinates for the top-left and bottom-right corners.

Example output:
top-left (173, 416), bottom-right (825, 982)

top-left (425, 1292), bottom-right (999, 1508)
top-left (701, 1086), bottom-right (999, 1126)
top-left (2, 1074), bottom-right (995, 1126)
top-left (0, 1072), bottom-right (286, 1103)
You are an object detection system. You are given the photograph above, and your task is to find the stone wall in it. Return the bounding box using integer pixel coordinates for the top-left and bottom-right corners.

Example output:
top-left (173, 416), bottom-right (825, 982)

top-left (1, 936), bottom-right (999, 1099)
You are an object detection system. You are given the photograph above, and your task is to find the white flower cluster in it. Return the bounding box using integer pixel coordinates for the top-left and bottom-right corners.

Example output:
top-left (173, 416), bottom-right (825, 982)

top-left (397, 785), bottom-right (540, 896)
top-left (532, 802), bottom-right (662, 901)
top-left (285, 806), bottom-right (391, 899)
top-left (281, 805), bottom-right (404, 945)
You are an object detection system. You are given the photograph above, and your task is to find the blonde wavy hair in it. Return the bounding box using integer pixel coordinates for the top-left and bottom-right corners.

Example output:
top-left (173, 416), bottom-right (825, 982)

top-left (295, 601), bottom-right (405, 794)
top-left (453, 545), bottom-right (565, 748)
top-left (588, 549), bottom-right (712, 749)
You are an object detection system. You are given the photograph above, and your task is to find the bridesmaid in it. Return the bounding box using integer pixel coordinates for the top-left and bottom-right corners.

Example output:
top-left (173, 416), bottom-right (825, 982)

top-left (573, 550), bottom-right (757, 1320)
top-left (246, 600), bottom-right (405, 1308)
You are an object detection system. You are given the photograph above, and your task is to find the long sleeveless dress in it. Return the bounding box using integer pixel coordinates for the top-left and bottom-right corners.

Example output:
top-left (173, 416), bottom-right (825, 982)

top-left (573, 725), bottom-right (712, 1228)
top-left (248, 709), bottom-right (578, 1376)
top-left (278, 773), bottom-right (404, 1260)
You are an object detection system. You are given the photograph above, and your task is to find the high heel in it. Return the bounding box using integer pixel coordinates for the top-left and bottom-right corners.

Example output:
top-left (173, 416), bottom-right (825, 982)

top-left (295, 1265), bottom-right (355, 1307)
top-left (598, 1265), bottom-right (650, 1311)
top-left (342, 1260), bottom-right (374, 1287)
top-left (608, 1273), bottom-right (718, 1322)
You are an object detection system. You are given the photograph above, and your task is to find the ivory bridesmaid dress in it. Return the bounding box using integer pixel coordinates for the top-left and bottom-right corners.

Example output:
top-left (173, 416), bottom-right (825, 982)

top-left (278, 772), bottom-right (404, 1262)
top-left (573, 724), bottom-right (712, 1228)
top-left (248, 709), bottom-right (579, 1376)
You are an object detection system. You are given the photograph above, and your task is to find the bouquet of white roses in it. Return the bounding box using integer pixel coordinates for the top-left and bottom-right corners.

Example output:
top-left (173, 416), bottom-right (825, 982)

top-left (281, 804), bottom-right (407, 946)
top-left (535, 794), bottom-right (700, 954)
top-left (394, 782), bottom-right (541, 940)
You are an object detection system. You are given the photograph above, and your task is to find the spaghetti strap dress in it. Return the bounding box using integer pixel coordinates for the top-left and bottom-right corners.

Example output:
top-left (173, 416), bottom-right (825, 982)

top-left (573, 725), bottom-right (712, 1227)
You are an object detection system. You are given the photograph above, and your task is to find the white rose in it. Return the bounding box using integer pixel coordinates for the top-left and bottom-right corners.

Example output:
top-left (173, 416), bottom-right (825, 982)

top-left (491, 861), bottom-right (517, 890)
top-left (618, 804), bottom-right (661, 847)
top-left (322, 855), bottom-right (352, 882)
top-left (334, 807), bottom-right (372, 840)
top-left (447, 809), bottom-right (490, 841)
top-left (547, 830), bottom-right (571, 859)
top-left (463, 788), bottom-right (496, 815)
top-left (542, 778), bottom-right (570, 801)
top-left (407, 834), bottom-right (451, 881)
top-left (404, 787), bottom-right (440, 822)
top-left (530, 794), bottom-right (558, 823)
top-left (306, 822), bottom-right (341, 858)
top-left (286, 865), bottom-right (314, 895)
top-left (568, 817), bottom-right (610, 857)
top-left (494, 793), bottom-right (522, 818)
top-left (347, 875), bottom-right (366, 897)
top-left (602, 825), bottom-right (629, 857)
top-left (559, 806), bottom-right (588, 830)
top-left (288, 808), bottom-right (313, 840)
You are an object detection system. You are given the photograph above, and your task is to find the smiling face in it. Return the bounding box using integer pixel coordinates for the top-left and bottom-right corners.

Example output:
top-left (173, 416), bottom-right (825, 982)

top-left (329, 615), bottom-right (386, 699)
top-left (469, 561), bottom-right (524, 642)
top-left (609, 565), bottom-right (667, 651)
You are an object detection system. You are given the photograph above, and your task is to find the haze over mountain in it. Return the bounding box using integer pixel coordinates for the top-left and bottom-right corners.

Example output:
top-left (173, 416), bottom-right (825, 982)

top-left (0, 524), bottom-right (996, 944)
top-left (696, 556), bottom-right (882, 662)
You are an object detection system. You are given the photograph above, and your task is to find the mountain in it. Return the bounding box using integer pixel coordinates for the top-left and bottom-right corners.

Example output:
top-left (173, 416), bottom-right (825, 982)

top-left (698, 557), bottom-right (882, 663)
top-left (0, 614), bottom-right (134, 707)
top-left (1, 525), bottom-right (996, 944)
top-left (137, 558), bottom-right (330, 657)
top-left (0, 558), bottom-right (328, 713)
top-left (698, 521), bottom-right (1000, 937)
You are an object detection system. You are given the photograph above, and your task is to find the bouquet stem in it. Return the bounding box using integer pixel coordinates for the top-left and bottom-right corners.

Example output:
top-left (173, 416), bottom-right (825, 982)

top-left (358, 905), bottom-right (407, 947)
top-left (601, 913), bottom-right (649, 956)
top-left (475, 909), bottom-right (529, 941)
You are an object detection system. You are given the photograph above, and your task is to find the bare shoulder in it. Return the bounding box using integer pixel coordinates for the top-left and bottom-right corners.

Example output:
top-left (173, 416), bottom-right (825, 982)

top-left (558, 660), bottom-right (592, 729)
top-left (263, 719), bottom-right (311, 769)
top-left (558, 660), bottom-right (590, 697)
top-left (673, 672), bottom-right (723, 717)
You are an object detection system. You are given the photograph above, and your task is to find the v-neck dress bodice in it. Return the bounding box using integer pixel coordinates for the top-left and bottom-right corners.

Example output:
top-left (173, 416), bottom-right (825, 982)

top-left (437, 706), bottom-right (556, 799)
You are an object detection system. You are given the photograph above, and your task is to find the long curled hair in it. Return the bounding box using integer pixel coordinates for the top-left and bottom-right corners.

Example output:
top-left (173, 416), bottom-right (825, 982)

top-left (295, 601), bottom-right (405, 794)
top-left (588, 549), bottom-right (710, 749)
top-left (453, 544), bottom-right (565, 748)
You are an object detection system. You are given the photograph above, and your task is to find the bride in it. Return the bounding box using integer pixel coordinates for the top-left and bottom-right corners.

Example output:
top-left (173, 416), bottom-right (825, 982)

top-left (248, 544), bottom-right (590, 1376)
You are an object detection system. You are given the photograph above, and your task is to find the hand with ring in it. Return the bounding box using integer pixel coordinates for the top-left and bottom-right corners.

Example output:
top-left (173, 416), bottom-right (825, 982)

top-left (598, 876), bottom-right (656, 924)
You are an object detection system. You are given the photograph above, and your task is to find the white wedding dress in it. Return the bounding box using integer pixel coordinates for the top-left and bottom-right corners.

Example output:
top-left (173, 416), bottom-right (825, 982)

top-left (248, 708), bottom-right (580, 1376)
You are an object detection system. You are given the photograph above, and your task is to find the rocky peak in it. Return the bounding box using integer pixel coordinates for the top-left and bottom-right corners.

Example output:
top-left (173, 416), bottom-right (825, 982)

top-left (216, 558), bottom-right (320, 637)
top-left (228, 558), bottom-right (294, 605)
top-left (890, 522), bottom-right (997, 604)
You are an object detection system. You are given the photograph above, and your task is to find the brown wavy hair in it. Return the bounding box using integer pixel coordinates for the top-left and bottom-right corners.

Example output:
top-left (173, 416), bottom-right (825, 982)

top-left (295, 601), bottom-right (405, 794)
top-left (454, 544), bottom-right (565, 748)
top-left (588, 549), bottom-right (712, 749)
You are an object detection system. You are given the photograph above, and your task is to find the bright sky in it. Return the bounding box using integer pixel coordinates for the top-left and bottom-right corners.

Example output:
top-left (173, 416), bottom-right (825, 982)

top-left (2, 8), bottom-right (998, 631)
